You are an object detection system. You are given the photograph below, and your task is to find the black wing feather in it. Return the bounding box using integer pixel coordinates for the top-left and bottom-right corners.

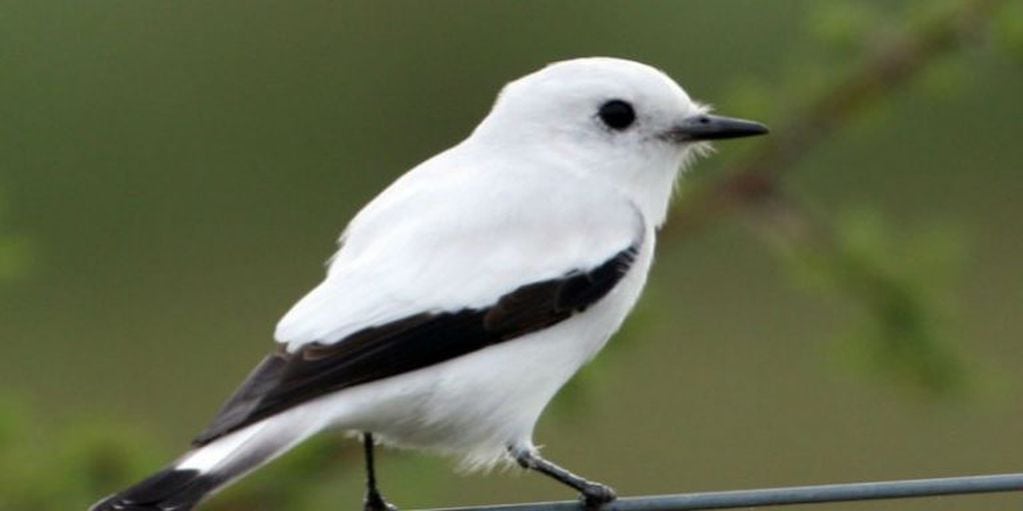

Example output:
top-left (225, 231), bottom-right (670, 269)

top-left (193, 242), bottom-right (640, 446)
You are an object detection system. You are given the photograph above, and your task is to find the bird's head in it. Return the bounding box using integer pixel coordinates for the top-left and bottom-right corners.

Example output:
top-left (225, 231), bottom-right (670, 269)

top-left (470, 57), bottom-right (768, 224)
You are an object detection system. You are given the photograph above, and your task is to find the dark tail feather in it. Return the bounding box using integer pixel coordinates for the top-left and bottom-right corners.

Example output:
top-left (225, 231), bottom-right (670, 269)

top-left (90, 404), bottom-right (317, 510)
top-left (89, 468), bottom-right (223, 511)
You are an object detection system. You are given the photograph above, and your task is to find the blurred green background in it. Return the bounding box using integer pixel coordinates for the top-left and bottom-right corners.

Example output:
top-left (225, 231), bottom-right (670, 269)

top-left (1, 1), bottom-right (1022, 510)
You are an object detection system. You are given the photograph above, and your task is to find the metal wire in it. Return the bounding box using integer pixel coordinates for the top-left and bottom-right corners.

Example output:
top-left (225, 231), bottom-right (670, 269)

top-left (420, 473), bottom-right (1023, 511)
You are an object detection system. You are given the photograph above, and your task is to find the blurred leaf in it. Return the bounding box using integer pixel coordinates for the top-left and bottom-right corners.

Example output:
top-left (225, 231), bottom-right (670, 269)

top-left (775, 207), bottom-right (969, 397)
top-left (0, 395), bottom-right (359, 511)
top-left (916, 52), bottom-right (969, 100)
top-left (0, 236), bottom-right (30, 281)
top-left (808, 0), bottom-right (884, 54)
top-left (0, 396), bottom-right (167, 511)
top-left (993, 0), bottom-right (1023, 59)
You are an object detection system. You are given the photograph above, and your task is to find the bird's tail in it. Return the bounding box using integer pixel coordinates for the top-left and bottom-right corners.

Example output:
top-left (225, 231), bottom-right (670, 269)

top-left (89, 467), bottom-right (222, 511)
top-left (89, 416), bottom-right (318, 511)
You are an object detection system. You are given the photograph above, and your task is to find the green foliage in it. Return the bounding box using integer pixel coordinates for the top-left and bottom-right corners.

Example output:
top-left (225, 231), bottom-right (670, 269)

top-left (0, 395), bottom-right (165, 511)
top-left (708, 0), bottom-right (1014, 398)
top-left (0, 394), bottom-right (364, 511)
top-left (777, 208), bottom-right (968, 396)
top-left (994, 0), bottom-right (1023, 60)
top-left (807, 1), bottom-right (885, 55)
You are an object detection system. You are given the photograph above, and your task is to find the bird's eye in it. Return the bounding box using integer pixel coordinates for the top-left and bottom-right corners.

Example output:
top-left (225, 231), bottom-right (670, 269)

top-left (597, 100), bottom-right (636, 131)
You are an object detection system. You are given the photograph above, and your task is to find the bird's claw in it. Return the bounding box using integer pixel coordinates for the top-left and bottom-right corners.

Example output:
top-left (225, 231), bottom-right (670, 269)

top-left (364, 491), bottom-right (398, 511)
top-left (580, 482), bottom-right (617, 508)
top-left (364, 500), bottom-right (398, 511)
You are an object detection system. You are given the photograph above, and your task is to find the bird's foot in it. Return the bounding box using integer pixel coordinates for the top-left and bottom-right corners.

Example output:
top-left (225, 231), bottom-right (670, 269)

top-left (364, 490), bottom-right (398, 511)
top-left (580, 482), bottom-right (617, 508)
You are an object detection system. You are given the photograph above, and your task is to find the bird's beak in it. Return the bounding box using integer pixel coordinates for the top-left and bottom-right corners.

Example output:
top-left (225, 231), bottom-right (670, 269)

top-left (668, 114), bottom-right (769, 142)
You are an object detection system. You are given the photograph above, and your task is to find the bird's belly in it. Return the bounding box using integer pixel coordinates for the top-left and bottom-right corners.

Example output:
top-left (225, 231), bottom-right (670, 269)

top-left (312, 243), bottom-right (653, 467)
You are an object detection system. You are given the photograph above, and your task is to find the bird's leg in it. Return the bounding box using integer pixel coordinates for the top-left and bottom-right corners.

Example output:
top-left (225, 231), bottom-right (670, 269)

top-left (362, 433), bottom-right (397, 511)
top-left (509, 445), bottom-right (617, 508)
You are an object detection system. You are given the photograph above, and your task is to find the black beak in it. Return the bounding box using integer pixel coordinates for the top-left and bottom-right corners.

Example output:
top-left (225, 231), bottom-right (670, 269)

top-left (668, 114), bottom-right (769, 142)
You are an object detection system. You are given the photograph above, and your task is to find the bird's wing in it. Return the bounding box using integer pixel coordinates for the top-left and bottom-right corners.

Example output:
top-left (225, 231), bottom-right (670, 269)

top-left (194, 160), bottom-right (646, 445)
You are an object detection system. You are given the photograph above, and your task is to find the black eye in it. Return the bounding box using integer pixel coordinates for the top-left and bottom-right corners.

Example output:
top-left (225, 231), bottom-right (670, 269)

top-left (597, 100), bottom-right (636, 130)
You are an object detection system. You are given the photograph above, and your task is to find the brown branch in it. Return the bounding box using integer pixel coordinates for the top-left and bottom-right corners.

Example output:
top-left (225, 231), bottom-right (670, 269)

top-left (663, 0), bottom-right (1002, 240)
top-left (654, 0), bottom-right (1005, 396)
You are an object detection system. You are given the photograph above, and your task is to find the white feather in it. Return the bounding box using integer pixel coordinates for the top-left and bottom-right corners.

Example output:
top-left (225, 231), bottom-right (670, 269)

top-left (275, 147), bottom-right (644, 349)
top-left (266, 57), bottom-right (706, 466)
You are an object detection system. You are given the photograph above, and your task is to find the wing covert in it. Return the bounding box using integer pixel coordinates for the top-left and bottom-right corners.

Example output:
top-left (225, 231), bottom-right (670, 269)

top-left (193, 240), bottom-right (641, 446)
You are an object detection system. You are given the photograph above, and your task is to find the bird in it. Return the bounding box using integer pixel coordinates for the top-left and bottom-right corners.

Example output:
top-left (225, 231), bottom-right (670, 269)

top-left (90, 57), bottom-right (767, 511)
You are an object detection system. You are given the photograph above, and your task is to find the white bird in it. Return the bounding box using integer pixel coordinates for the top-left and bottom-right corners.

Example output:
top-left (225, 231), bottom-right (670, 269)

top-left (91, 57), bottom-right (767, 511)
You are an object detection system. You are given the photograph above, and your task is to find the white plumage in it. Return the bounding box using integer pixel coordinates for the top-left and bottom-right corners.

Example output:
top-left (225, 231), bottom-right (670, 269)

top-left (92, 57), bottom-right (767, 511)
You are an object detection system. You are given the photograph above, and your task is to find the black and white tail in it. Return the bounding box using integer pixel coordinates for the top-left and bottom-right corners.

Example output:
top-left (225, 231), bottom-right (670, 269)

top-left (89, 468), bottom-right (223, 511)
top-left (90, 416), bottom-right (316, 511)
